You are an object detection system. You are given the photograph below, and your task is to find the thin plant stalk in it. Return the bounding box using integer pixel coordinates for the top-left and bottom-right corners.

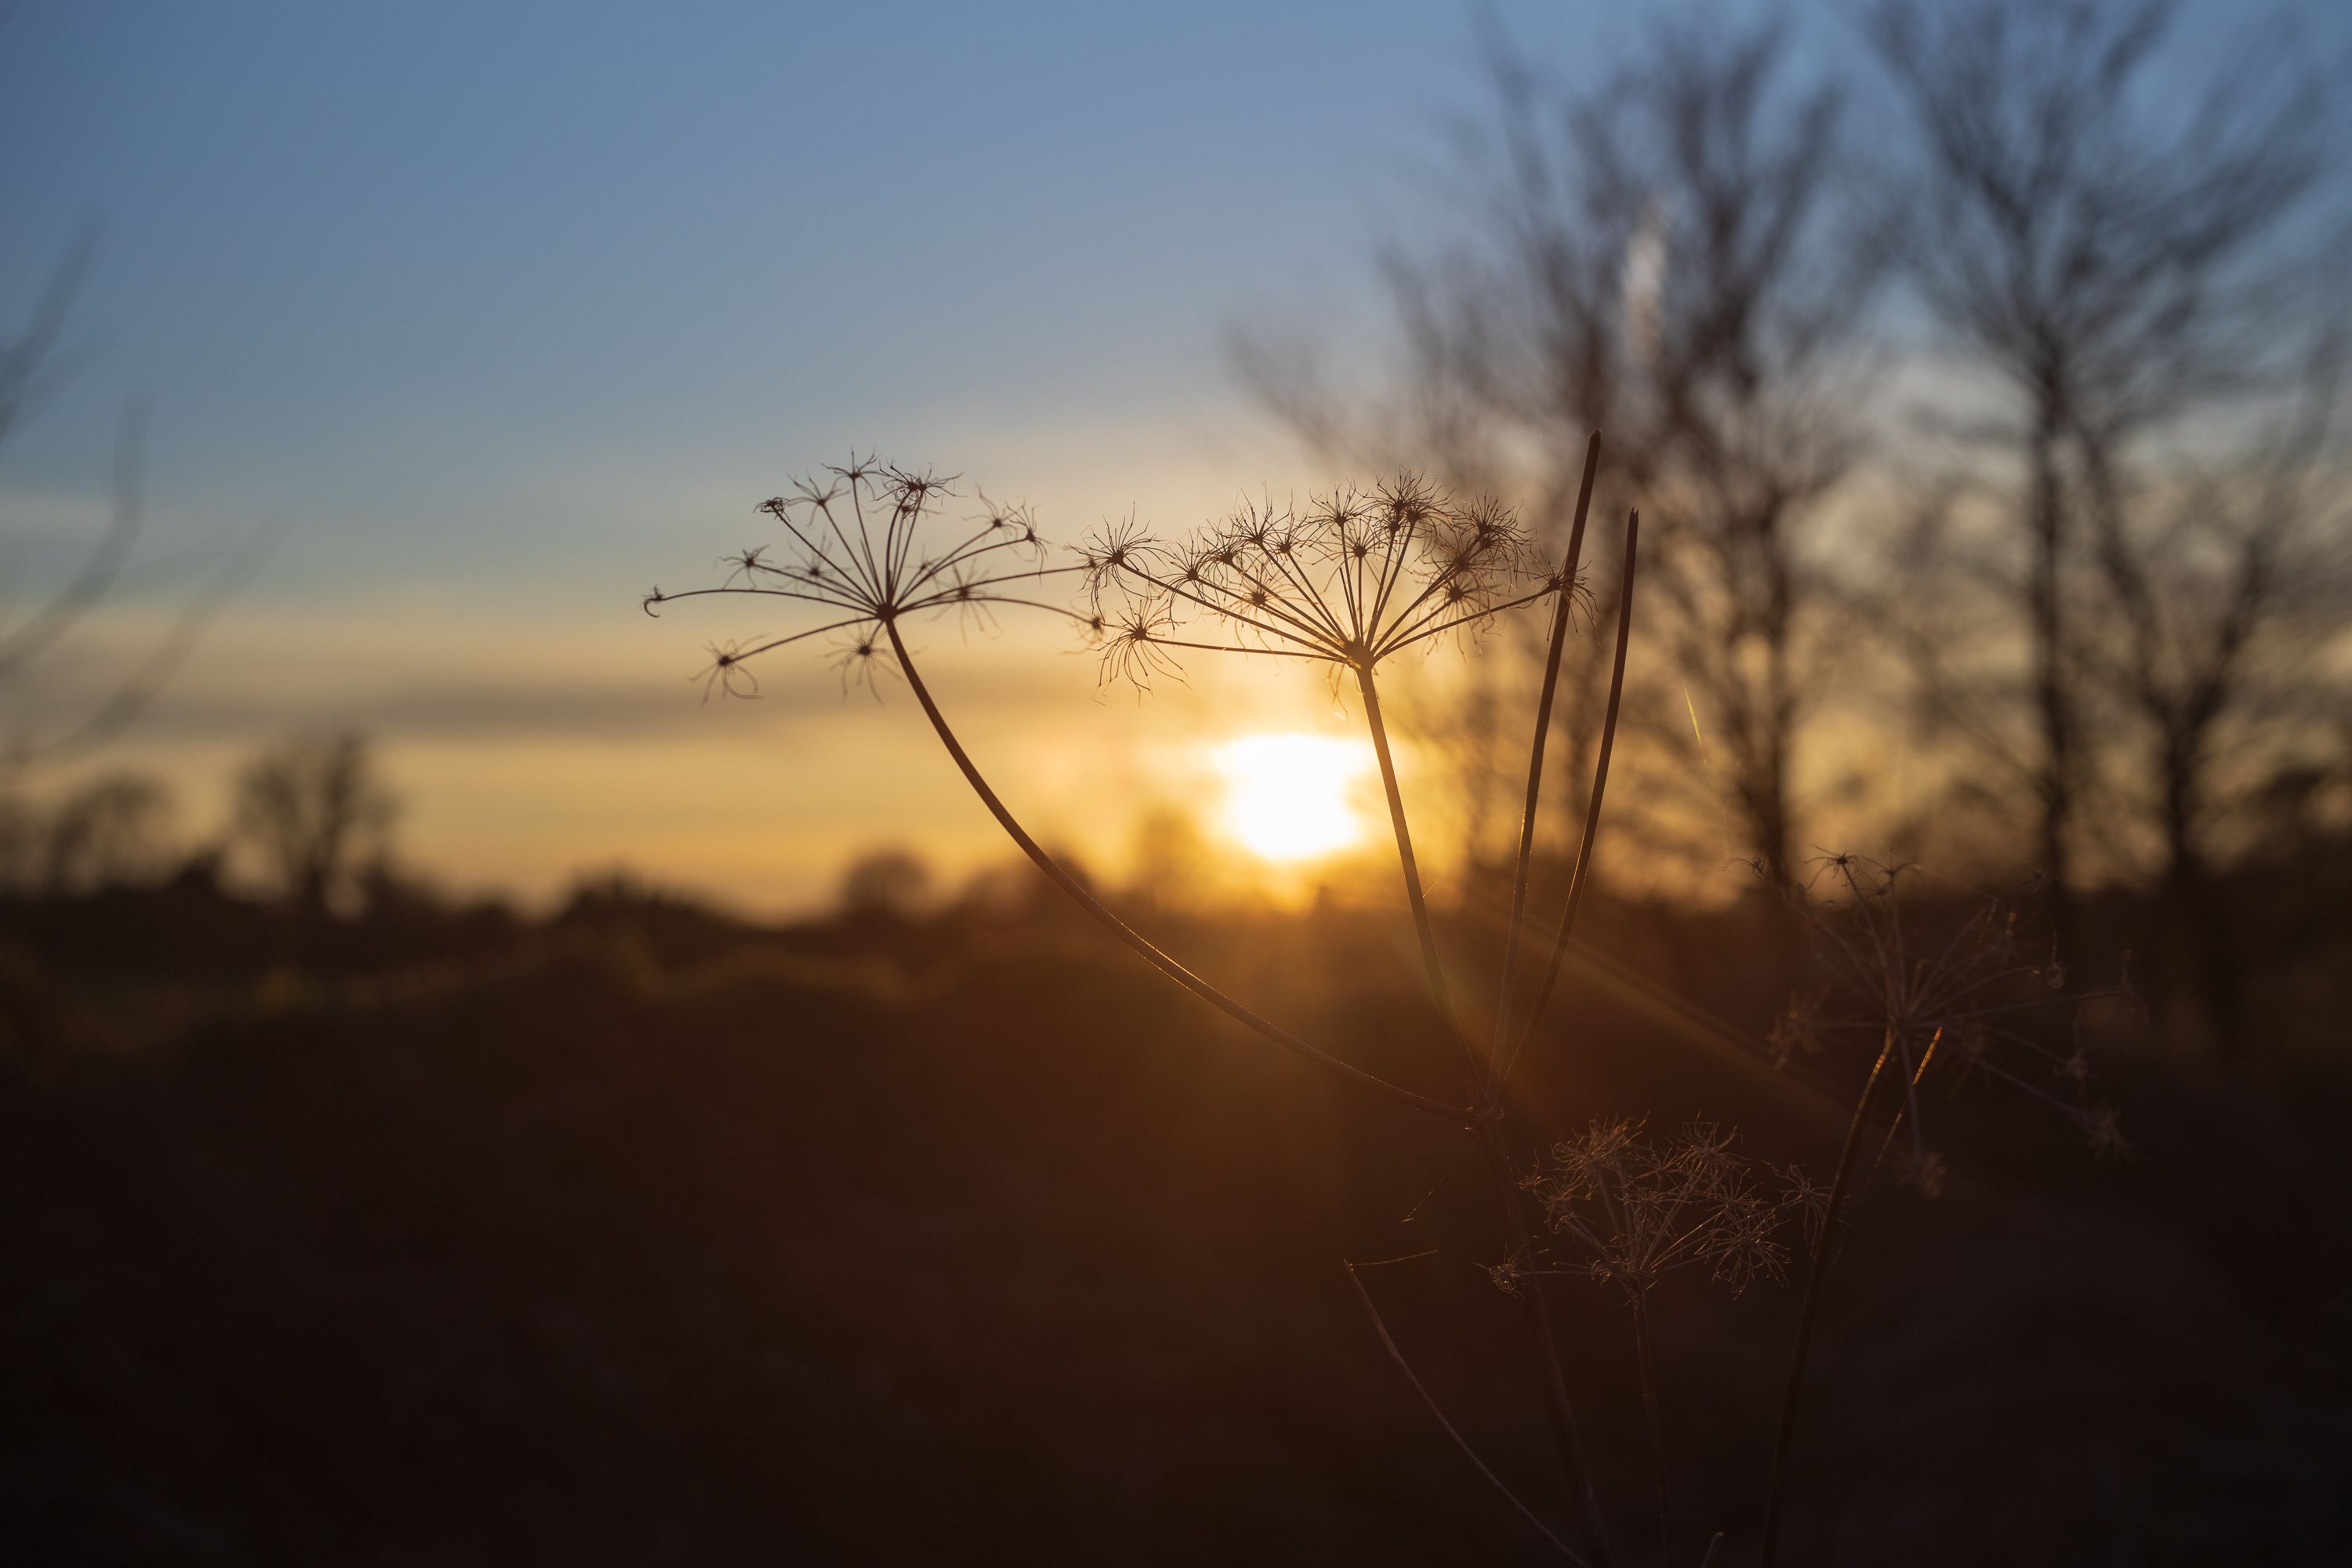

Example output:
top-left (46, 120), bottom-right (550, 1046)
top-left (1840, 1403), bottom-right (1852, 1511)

top-left (673, 464), bottom-right (1758, 1565)
top-left (883, 618), bottom-right (1478, 1123)
top-left (1347, 1264), bottom-right (1589, 1566)
top-left (1356, 663), bottom-right (1486, 1086)
top-left (1868, 1027), bottom-right (1944, 1183)
top-left (1475, 1103), bottom-right (1617, 1566)
top-left (1355, 659), bottom-right (1617, 1567)
top-left (1493, 431), bottom-right (1605, 1087)
top-left (1630, 1292), bottom-right (1672, 1568)
top-left (1504, 512), bottom-right (1642, 1083)
top-left (1759, 1029), bottom-right (1900, 1568)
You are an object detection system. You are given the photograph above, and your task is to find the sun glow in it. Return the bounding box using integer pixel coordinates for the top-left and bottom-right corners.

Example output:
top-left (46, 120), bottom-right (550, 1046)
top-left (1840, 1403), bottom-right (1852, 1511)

top-left (1214, 733), bottom-right (1374, 861)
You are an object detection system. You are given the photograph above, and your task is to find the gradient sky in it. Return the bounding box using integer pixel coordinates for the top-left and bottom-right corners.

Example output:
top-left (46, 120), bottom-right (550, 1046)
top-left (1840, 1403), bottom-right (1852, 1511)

top-left (3, 0), bottom-right (2338, 913)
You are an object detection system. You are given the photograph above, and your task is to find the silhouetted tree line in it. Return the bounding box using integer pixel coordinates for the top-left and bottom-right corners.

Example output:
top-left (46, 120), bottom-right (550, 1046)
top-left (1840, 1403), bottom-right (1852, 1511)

top-left (2, 827), bottom-right (2346, 1560)
top-left (2, 731), bottom-right (394, 910)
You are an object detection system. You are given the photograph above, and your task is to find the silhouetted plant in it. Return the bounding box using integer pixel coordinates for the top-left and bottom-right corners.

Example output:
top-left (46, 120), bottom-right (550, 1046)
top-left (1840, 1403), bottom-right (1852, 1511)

top-left (648, 442), bottom-right (2122, 1566)
top-left (1510, 1120), bottom-right (1824, 1568)
top-left (652, 441), bottom-right (1654, 1560)
top-left (1755, 854), bottom-right (2131, 1566)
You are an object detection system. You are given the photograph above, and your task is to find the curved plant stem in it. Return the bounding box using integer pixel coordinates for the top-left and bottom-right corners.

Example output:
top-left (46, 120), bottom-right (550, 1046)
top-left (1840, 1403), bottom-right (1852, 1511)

top-left (1356, 659), bottom-right (1617, 1568)
top-left (1492, 430), bottom-right (1604, 1098)
top-left (885, 620), bottom-right (1478, 1123)
top-left (1347, 1264), bottom-right (1588, 1565)
top-left (1759, 1030), bottom-right (1900, 1567)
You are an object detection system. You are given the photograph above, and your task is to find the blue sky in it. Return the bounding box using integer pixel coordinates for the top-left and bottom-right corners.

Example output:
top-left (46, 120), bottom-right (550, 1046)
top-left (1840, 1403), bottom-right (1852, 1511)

top-left (2, 0), bottom-right (1584, 579)
top-left (2, 0), bottom-right (2340, 911)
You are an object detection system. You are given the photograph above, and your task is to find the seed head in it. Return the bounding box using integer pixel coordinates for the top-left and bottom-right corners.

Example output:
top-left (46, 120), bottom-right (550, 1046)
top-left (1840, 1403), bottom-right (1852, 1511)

top-left (1075, 473), bottom-right (1561, 685)
top-left (1512, 1119), bottom-right (1823, 1299)
top-left (1791, 855), bottom-right (2137, 1163)
top-left (696, 641), bottom-right (763, 702)
top-left (651, 456), bottom-right (1072, 699)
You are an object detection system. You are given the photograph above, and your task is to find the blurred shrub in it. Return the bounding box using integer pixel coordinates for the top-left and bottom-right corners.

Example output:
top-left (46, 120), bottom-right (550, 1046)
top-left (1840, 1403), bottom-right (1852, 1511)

top-left (0, 771), bottom-right (177, 895)
top-left (837, 847), bottom-right (932, 919)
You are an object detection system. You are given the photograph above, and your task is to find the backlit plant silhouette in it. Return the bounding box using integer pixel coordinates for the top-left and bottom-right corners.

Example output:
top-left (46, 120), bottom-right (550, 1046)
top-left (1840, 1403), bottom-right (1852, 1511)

top-left (651, 459), bottom-right (1066, 702)
top-left (646, 443), bottom-right (2118, 1566)
top-left (1511, 1120), bottom-right (1824, 1565)
top-left (649, 440), bottom-right (1655, 1560)
top-left (1755, 854), bottom-right (2130, 1566)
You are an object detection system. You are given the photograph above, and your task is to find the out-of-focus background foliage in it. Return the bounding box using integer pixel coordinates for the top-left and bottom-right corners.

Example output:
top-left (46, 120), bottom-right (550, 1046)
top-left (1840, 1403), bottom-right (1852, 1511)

top-left (3, 2), bottom-right (2348, 1562)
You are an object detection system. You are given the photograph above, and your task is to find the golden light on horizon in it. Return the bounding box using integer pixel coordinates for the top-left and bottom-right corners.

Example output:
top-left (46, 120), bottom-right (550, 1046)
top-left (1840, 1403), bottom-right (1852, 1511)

top-left (1213, 733), bottom-right (1374, 861)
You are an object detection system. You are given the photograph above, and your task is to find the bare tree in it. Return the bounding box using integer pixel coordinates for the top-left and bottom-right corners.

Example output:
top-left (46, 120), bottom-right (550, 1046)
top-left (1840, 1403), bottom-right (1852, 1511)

top-left (2083, 363), bottom-right (2349, 1051)
top-left (1869, 0), bottom-right (2349, 1043)
top-left (0, 223), bottom-right (274, 769)
top-left (1242, 17), bottom-right (1883, 899)
top-left (232, 731), bottom-right (398, 916)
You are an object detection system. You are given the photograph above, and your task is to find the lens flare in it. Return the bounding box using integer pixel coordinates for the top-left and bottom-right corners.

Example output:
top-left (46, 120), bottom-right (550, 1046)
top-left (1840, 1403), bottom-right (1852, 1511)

top-left (1213, 733), bottom-right (1372, 861)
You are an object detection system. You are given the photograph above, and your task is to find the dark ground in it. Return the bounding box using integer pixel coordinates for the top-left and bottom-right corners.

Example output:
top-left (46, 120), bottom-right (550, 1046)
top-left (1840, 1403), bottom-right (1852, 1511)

top-left (2, 869), bottom-right (2347, 1565)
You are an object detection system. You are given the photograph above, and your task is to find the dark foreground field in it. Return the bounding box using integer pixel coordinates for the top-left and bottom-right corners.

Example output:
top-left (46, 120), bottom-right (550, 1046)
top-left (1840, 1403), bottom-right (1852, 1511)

top-left (2, 874), bottom-right (2347, 1564)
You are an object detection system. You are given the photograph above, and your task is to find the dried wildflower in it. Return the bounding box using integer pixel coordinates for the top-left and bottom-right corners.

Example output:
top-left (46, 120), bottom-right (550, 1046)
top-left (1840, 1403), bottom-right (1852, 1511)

top-left (1512, 1118), bottom-right (1822, 1562)
top-left (1076, 474), bottom-right (1560, 684)
top-left (643, 455), bottom-right (1490, 1131)
top-left (1084, 601), bottom-right (1184, 691)
top-left (1513, 1119), bottom-right (1823, 1300)
top-left (641, 457), bottom-right (1067, 690)
top-left (652, 441), bottom-right (1634, 1566)
top-left (1793, 855), bottom-right (2129, 1159)
top-left (1760, 858), bottom-right (2136, 1557)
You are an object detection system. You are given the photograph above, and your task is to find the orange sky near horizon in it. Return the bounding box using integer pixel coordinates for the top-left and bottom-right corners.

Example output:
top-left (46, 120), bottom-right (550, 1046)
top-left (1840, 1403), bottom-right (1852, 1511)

top-left (27, 457), bottom-right (1548, 919)
top-left (20, 2), bottom-right (2298, 914)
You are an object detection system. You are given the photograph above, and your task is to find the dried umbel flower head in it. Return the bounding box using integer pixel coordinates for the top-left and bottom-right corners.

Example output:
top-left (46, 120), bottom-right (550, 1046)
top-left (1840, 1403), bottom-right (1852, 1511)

top-left (641, 456), bottom-right (1067, 697)
top-left (1788, 855), bottom-right (2130, 1162)
top-left (1512, 1119), bottom-right (1824, 1300)
top-left (1074, 474), bottom-right (1562, 687)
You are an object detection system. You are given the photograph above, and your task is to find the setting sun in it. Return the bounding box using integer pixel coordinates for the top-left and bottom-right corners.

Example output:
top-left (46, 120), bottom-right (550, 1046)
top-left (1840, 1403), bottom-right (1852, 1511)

top-left (1212, 733), bottom-right (1374, 861)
